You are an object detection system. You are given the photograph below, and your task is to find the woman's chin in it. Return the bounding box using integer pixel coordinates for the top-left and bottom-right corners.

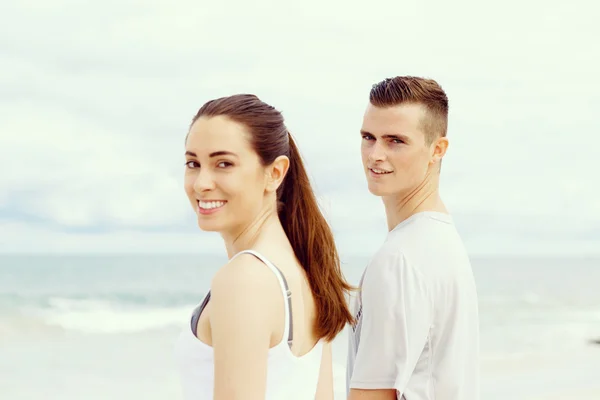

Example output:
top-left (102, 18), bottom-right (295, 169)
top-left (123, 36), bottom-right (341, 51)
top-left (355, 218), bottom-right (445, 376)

top-left (196, 217), bottom-right (225, 233)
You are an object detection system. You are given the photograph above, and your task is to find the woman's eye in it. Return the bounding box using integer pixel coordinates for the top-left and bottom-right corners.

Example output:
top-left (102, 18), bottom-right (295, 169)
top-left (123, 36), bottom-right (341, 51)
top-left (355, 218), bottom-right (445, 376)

top-left (185, 161), bottom-right (199, 168)
top-left (217, 161), bottom-right (232, 168)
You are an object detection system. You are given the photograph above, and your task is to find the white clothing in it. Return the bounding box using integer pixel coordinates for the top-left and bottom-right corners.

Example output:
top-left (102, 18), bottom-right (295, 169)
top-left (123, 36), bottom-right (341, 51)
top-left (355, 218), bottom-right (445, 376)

top-left (174, 249), bottom-right (323, 399)
top-left (346, 212), bottom-right (480, 400)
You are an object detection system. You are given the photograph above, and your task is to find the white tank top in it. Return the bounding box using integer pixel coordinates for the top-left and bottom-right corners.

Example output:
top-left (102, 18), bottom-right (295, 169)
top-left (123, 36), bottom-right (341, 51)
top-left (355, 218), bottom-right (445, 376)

top-left (174, 249), bottom-right (324, 399)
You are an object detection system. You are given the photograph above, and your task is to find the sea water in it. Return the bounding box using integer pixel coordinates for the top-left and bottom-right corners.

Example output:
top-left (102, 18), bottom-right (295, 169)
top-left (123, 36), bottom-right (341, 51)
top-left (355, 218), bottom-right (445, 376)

top-left (1, 254), bottom-right (599, 399)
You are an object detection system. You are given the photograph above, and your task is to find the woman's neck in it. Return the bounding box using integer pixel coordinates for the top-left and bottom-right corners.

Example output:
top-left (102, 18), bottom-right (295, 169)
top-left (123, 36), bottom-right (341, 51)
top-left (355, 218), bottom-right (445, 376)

top-left (222, 207), bottom-right (284, 259)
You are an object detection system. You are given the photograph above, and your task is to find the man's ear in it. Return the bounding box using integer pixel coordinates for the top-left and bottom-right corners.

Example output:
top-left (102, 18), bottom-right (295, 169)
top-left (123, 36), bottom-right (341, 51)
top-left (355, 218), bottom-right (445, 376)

top-left (430, 136), bottom-right (449, 166)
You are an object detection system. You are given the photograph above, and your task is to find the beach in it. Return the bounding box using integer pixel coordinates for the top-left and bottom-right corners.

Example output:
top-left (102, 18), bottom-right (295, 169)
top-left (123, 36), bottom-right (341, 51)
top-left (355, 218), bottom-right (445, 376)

top-left (1, 254), bottom-right (599, 399)
top-left (1, 322), bottom-right (599, 399)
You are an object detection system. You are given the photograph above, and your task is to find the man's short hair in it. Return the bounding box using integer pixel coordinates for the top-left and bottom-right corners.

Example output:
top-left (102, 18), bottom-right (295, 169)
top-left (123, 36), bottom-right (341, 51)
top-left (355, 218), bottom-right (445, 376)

top-left (369, 76), bottom-right (448, 144)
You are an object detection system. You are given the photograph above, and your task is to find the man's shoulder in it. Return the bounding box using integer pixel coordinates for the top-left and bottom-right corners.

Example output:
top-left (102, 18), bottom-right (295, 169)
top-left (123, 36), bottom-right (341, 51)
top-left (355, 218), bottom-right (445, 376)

top-left (368, 240), bottom-right (406, 270)
top-left (389, 211), bottom-right (456, 240)
top-left (378, 213), bottom-right (472, 281)
top-left (364, 243), bottom-right (427, 290)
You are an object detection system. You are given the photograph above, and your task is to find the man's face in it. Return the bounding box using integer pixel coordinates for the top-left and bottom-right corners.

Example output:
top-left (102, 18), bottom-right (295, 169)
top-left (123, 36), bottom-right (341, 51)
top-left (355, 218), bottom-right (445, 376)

top-left (360, 102), bottom-right (444, 197)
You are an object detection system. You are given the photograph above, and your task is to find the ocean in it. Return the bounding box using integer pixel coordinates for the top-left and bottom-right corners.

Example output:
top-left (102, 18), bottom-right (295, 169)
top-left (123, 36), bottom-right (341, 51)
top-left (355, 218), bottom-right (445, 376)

top-left (1, 254), bottom-right (600, 399)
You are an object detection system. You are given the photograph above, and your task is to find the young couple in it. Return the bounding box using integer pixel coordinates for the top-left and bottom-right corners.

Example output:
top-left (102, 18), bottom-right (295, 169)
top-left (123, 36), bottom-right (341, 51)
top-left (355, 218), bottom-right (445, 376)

top-left (174, 76), bottom-right (480, 400)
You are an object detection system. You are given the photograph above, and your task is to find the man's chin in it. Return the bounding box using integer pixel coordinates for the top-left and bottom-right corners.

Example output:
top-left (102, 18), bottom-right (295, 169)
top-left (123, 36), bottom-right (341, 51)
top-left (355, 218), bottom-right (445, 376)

top-left (367, 182), bottom-right (402, 198)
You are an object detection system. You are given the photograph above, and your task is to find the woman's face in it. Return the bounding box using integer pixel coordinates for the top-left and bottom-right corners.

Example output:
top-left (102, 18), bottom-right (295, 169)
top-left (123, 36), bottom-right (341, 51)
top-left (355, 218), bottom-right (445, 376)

top-left (184, 115), bottom-right (268, 234)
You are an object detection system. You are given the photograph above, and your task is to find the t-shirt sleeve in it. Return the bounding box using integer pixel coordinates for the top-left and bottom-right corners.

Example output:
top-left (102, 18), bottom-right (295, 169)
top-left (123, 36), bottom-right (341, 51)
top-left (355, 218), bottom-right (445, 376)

top-left (349, 250), bottom-right (434, 393)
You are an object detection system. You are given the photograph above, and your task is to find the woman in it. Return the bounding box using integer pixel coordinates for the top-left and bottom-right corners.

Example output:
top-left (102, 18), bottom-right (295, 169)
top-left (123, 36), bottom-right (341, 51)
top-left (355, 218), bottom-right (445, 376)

top-left (174, 94), bottom-right (354, 399)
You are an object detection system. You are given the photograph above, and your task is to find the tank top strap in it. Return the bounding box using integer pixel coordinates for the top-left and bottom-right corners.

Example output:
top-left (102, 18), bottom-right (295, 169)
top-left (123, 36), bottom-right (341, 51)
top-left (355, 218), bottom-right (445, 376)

top-left (231, 249), bottom-right (293, 347)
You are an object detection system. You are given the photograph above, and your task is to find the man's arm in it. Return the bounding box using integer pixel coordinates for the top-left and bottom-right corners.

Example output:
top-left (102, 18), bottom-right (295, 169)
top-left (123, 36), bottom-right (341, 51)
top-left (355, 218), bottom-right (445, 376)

top-left (348, 388), bottom-right (397, 400)
top-left (348, 251), bottom-right (434, 399)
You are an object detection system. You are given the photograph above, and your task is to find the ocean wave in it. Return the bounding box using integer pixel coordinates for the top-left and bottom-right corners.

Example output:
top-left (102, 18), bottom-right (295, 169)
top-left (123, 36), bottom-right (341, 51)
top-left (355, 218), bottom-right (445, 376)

top-left (0, 295), bottom-right (200, 335)
top-left (480, 292), bottom-right (554, 307)
top-left (0, 291), bottom-right (204, 309)
top-left (44, 298), bottom-right (195, 334)
top-left (2, 293), bottom-right (600, 346)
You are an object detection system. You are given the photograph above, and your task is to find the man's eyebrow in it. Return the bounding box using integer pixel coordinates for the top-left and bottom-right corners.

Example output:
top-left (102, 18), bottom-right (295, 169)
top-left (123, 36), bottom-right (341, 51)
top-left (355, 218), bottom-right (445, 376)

top-left (360, 131), bottom-right (410, 142)
top-left (382, 133), bottom-right (410, 142)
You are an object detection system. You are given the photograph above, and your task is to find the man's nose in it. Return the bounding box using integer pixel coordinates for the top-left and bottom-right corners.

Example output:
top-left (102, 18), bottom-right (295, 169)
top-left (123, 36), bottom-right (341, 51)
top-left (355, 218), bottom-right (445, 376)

top-left (368, 140), bottom-right (386, 163)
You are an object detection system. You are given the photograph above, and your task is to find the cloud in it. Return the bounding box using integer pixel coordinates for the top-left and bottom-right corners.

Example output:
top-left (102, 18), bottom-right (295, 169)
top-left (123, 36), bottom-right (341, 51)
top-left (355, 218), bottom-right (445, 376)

top-left (0, 221), bottom-right (221, 254)
top-left (0, 99), bottom-right (189, 228)
top-left (1, 0), bottom-right (599, 255)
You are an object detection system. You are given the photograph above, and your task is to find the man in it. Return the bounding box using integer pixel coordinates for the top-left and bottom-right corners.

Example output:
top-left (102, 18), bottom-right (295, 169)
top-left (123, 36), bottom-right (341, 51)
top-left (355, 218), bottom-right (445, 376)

top-left (346, 76), bottom-right (480, 400)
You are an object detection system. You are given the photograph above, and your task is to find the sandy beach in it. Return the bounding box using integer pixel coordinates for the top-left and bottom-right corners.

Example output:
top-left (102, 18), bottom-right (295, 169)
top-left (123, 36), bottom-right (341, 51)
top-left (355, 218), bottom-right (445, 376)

top-left (477, 347), bottom-right (600, 400)
top-left (2, 328), bottom-right (599, 400)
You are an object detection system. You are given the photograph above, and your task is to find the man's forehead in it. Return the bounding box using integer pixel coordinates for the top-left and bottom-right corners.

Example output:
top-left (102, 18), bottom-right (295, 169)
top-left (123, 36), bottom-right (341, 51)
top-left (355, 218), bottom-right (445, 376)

top-left (364, 102), bottom-right (425, 120)
top-left (362, 104), bottom-right (425, 137)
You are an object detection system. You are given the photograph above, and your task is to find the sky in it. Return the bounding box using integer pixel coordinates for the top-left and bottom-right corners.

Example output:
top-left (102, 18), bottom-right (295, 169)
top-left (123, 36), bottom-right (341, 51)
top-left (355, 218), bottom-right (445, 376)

top-left (1, 0), bottom-right (598, 257)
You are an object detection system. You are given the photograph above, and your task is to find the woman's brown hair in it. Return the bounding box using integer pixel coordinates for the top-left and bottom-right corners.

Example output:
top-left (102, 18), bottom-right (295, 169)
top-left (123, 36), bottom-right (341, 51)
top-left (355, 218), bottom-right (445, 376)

top-left (191, 94), bottom-right (354, 340)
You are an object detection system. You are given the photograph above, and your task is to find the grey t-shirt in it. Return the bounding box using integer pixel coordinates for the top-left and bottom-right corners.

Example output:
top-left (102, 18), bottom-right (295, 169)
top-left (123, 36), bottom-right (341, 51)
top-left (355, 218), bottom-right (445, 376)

top-left (346, 212), bottom-right (480, 400)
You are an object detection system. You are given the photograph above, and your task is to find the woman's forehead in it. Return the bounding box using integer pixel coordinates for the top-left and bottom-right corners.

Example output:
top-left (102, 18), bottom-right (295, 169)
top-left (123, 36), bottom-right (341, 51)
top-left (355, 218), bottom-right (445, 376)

top-left (186, 116), bottom-right (253, 156)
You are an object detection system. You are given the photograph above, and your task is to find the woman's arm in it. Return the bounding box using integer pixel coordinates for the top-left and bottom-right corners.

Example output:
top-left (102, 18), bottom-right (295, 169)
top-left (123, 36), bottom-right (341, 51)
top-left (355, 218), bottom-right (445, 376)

top-left (315, 341), bottom-right (334, 400)
top-left (210, 256), bottom-right (281, 400)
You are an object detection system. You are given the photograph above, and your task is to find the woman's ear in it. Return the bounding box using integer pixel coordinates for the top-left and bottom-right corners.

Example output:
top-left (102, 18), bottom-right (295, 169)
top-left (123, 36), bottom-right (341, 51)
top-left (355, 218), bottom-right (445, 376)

top-left (265, 155), bottom-right (290, 193)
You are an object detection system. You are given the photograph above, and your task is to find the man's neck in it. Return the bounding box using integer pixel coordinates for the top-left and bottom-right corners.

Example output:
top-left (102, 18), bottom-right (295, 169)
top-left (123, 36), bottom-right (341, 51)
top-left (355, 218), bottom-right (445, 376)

top-left (382, 174), bottom-right (447, 231)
